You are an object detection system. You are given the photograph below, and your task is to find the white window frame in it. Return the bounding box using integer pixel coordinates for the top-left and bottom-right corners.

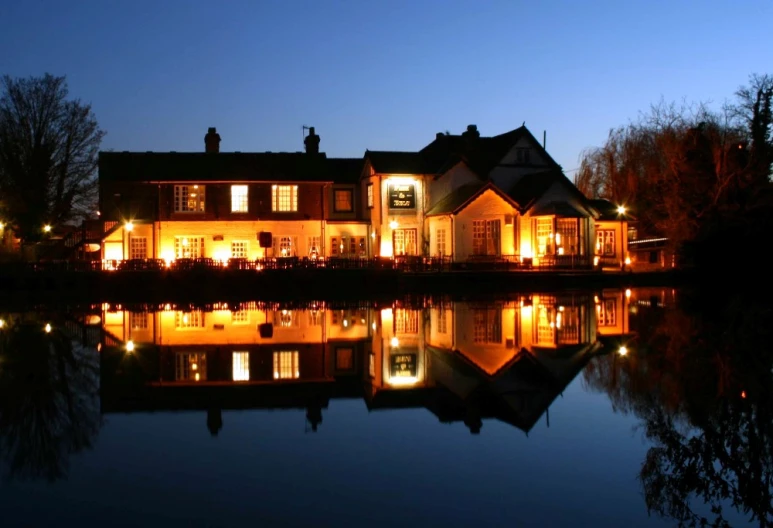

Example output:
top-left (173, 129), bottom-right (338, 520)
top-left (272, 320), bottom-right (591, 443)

top-left (272, 185), bottom-right (298, 212)
top-left (129, 236), bottom-right (147, 260)
top-left (231, 185), bottom-right (249, 213)
top-left (231, 240), bottom-right (249, 259)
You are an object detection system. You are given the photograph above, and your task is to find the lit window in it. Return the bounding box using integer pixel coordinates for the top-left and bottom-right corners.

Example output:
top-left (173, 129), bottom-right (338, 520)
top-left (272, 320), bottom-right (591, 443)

top-left (275, 236), bottom-right (294, 257)
top-left (231, 185), bottom-right (248, 213)
top-left (272, 185), bottom-right (298, 212)
top-left (536, 219), bottom-right (553, 256)
top-left (334, 189), bottom-right (353, 212)
top-left (436, 229), bottom-right (446, 257)
top-left (598, 299), bottom-right (616, 326)
top-left (232, 352), bottom-right (250, 381)
top-left (231, 310), bottom-right (249, 324)
top-left (596, 230), bottom-right (615, 256)
top-left (367, 184), bottom-right (374, 208)
top-left (231, 240), bottom-right (249, 259)
top-left (129, 312), bottom-right (148, 330)
top-left (129, 236), bottom-right (147, 259)
top-left (175, 352), bottom-right (207, 381)
top-left (437, 311), bottom-right (447, 334)
top-left (174, 185), bottom-right (205, 213)
top-left (472, 220), bottom-right (501, 256)
top-left (273, 351), bottom-right (299, 379)
top-left (308, 236), bottom-right (320, 258)
top-left (174, 236), bottom-right (205, 259)
top-left (175, 311), bottom-right (205, 329)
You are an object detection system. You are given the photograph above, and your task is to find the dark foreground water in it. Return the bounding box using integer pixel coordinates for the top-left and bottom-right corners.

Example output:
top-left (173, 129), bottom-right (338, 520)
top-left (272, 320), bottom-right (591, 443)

top-left (0, 287), bottom-right (770, 527)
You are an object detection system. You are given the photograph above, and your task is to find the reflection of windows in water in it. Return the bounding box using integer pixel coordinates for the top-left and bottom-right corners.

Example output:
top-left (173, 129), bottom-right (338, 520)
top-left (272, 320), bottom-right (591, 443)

top-left (175, 311), bottom-right (205, 329)
top-left (369, 353), bottom-right (375, 378)
top-left (231, 311), bottom-right (249, 324)
top-left (437, 310), bottom-right (447, 334)
top-left (275, 310), bottom-right (294, 327)
top-left (308, 310), bottom-right (323, 326)
top-left (395, 309), bottom-right (419, 334)
top-left (557, 306), bottom-right (581, 344)
top-left (273, 351), bottom-right (299, 379)
top-left (473, 308), bottom-right (502, 343)
top-left (232, 352), bottom-right (249, 381)
top-left (335, 347), bottom-right (354, 370)
top-left (176, 352), bottom-right (207, 381)
top-left (536, 305), bottom-right (556, 345)
top-left (129, 312), bottom-right (148, 330)
top-left (598, 300), bottom-right (616, 326)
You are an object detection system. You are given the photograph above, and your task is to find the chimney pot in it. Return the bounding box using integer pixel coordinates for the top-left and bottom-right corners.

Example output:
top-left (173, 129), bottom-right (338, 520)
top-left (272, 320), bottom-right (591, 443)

top-left (205, 127), bottom-right (221, 153)
top-left (436, 132), bottom-right (444, 140)
top-left (304, 126), bottom-right (320, 155)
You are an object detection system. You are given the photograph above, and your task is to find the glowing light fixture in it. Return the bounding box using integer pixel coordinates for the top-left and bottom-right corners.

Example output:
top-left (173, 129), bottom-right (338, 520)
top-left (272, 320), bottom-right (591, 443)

top-left (624, 257), bottom-right (631, 265)
top-left (618, 346), bottom-right (628, 356)
top-left (126, 340), bottom-right (135, 352)
top-left (124, 221), bottom-right (134, 232)
top-left (390, 336), bottom-right (399, 348)
top-left (617, 205), bottom-right (626, 215)
top-left (625, 288), bottom-right (631, 299)
top-left (389, 220), bottom-right (398, 230)
top-left (0, 319), bottom-right (5, 328)
top-left (43, 225), bottom-right (52, 233)
top-left (0, 222), bottom-right (4, 230)
top-left (44, 323), bottom-right (52, 333)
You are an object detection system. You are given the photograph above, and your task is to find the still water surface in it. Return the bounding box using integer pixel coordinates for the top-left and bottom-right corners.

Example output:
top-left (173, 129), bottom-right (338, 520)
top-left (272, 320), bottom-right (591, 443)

top-left (0, 287), bottom-right (769, 527)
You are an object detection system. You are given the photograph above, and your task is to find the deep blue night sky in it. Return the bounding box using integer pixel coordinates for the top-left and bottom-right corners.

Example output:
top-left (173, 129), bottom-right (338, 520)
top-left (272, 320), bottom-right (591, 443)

top-left (2, 0), bottom-right (771, 174)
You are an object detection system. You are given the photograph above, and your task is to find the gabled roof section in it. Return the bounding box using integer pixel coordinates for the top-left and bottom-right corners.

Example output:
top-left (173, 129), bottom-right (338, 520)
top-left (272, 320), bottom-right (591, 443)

top-left (364, 150), bottom-right (429, 175)
top-left (506, 169), bottom-right (590, 213)
top-left (420, 125), bottom-right (561, 178)
top-left (426, 182), bottom-right (519, 217)
top-left (98, 151), bottom-right (334, 183)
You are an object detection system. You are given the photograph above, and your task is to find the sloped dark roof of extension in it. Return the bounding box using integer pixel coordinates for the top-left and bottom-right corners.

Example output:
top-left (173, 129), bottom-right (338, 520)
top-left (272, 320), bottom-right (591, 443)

top-left (426, 182), bottom-right (520, 216)
top-left (98, 151), bottom-right (362, 184)
top-left (587, 199), bottom-right (637, 221)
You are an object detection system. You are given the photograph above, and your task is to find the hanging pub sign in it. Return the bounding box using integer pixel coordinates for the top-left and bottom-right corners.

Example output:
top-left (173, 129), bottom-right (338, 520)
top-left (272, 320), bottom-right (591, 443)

top-left (390, 353), bottom-right (417, 377)
top-left (388, 183), bottom-right (416, 209)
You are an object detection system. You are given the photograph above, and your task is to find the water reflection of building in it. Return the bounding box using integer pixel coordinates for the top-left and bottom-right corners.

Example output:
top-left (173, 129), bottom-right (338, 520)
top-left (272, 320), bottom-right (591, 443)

top-left (98, 290), bottom-right (631, 435)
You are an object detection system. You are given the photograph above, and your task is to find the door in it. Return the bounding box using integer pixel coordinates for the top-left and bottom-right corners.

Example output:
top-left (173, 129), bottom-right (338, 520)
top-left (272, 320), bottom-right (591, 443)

top-left (393, 229), bottom-right (417, 256)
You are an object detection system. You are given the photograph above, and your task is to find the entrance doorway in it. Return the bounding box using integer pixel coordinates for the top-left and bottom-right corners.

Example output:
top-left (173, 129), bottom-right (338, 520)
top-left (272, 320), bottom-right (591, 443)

top-left (393, 228), bottom-right (417, 256)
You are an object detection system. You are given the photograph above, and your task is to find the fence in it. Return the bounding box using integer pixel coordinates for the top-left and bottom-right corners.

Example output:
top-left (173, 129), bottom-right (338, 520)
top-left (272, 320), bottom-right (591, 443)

top-left (0, 254), bottom-right (595, 274)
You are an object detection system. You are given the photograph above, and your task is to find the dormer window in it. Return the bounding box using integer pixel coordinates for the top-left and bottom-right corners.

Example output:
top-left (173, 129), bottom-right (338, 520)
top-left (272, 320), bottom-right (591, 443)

top-left (174, 185), bottom-right (205, 213)
top-left (515, 148), bottom-right (530, 164)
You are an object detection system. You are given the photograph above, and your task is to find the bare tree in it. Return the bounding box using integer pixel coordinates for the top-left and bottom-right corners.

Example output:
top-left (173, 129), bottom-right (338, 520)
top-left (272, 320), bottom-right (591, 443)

top-left (0, 74), bottom-right (105, 243)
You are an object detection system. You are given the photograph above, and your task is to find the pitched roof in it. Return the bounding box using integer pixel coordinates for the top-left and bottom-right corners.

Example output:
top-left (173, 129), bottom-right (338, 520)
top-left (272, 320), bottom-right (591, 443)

top-left (98, 151), bottom-right (360, 184)
top-left (420, 126), bottom-right (561, 178)
top-left (426, 183), bottom-right (486, 216)
top-left (364, 151), bottom-right (429, 174)
top-left (505, 169), bottom-right (590, 213)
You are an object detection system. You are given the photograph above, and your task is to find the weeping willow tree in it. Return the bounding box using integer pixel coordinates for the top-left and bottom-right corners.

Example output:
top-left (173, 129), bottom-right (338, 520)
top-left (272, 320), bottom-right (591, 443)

top-left (0, 316), bottom-right (101, 481)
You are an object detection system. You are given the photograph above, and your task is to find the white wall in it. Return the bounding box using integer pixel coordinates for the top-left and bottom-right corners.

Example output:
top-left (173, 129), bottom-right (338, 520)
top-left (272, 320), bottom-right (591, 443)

top-left (428, 162), bottom-right (480, 209)
top-left (453, 189), bottom-right (518, 261)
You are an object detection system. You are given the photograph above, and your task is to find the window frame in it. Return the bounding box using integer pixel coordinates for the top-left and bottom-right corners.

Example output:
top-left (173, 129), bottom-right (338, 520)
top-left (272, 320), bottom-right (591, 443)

top-left (367, 183), bottom-right (374, 208)
top-left (173, 185), bottom-right (206, 213)
top-left (230, 185), bottom-right (249, 213)
top-left (271, 185), bottom-right (299, 212)
top-left (334, 188), bottom-right (354, 213)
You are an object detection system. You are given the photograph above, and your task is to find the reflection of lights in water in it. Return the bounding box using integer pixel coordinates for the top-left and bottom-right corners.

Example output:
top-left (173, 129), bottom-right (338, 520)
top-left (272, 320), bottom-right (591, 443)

top-left (343, 319), bottom-right (348, 327)
top-left (390, 337), bottom-right (399, 348)
top-left (194, 373), bottom-right (200, 381)
top-left (0, 319), bottom-right (4, 329)
top-left (192, 363), bottom-right (198, 371)
top-left (625, 289), bottom-right (631, 299)
top-left (741, 390), bottom-right (747, 399)
top-left (618, 346), bottom-right (628, 356)
top-left (372, 322), bottom-right (377, 330)
top-left (126, 340), bottom-right (135, 352)
top-left (182, 314), bottom-right (189, 324)
top-left (44, 323), bottom-right (52, 333)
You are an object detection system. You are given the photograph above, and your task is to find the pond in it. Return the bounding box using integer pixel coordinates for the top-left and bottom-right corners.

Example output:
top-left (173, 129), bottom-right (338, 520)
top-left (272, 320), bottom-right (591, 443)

top-left (0, 287), bottom-right (769, 527)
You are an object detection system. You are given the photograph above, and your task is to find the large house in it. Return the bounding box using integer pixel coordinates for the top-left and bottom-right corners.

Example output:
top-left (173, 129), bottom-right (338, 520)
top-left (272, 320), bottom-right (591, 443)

top-left (97, 124), bottom-right (618, 268)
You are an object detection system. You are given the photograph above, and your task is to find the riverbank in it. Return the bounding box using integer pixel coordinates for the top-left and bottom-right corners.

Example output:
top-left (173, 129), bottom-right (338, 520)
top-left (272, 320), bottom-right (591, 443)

top-left (0, 267), bottom-right (687, 305)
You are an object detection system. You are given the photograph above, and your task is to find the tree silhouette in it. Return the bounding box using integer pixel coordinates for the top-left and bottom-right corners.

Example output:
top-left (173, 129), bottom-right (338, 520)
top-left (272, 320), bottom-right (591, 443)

top-left (583, 290), bottom-right (773, 527)
top-left (0, 317), bottom-right (101, 481)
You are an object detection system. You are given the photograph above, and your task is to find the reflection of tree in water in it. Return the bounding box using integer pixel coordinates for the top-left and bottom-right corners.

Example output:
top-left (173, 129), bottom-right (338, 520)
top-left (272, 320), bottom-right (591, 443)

top-left (583, 291), bottom-right (773, 527)
top-left (0, 318), bottom-right (101, 482)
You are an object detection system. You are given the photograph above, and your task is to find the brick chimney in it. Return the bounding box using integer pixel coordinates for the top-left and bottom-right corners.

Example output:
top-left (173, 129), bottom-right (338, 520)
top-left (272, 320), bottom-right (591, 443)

top-left (304, 127), bottom-right (320, 155)
top-left (205, 127), bottom-right (221, 153)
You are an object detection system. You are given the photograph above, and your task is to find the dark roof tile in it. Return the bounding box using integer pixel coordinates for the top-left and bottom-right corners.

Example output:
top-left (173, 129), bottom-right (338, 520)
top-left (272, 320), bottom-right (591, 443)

top-left (365, 151), bottom-right (429, 174)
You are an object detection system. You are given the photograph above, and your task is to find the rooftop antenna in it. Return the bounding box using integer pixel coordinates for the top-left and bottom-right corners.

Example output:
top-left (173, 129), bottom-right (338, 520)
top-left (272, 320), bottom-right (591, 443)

top-left (302, 125), bottom-right (311, 142)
